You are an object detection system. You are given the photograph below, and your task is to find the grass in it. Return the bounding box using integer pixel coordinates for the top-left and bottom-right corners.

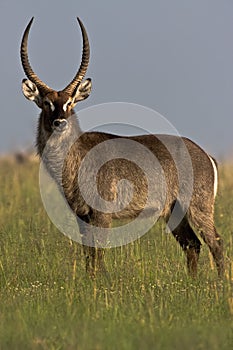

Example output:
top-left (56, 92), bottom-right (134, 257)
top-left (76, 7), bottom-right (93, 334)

top-left (0, 158), bottom-right (232, 349)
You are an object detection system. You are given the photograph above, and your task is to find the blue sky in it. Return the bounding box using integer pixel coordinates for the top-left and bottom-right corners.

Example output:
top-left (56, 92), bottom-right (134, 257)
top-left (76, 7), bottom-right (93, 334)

top-left (1, 0), bottom-right (233, 159)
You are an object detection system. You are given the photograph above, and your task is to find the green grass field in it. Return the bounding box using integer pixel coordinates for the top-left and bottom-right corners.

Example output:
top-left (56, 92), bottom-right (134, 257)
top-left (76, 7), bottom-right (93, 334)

top-left (0, 159), bottom-right (232, 349)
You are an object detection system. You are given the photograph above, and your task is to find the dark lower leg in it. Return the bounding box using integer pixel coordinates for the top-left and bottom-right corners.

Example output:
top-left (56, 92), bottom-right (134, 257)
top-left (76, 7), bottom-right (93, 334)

top-left (82, 245), bottom-right (97, 277)
top-left (171, 219), bottom-right (201, 276)
top-left (78, 211), bottom-right (111, 278)
top-left (186, 245), bottom-right (201, 276)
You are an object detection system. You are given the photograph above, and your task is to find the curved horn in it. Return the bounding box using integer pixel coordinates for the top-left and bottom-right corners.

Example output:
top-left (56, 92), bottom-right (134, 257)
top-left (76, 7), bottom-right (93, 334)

top-left (63, 17), bottom-right (90, 95)
top-left (20, 17), bottom-right (52, 95)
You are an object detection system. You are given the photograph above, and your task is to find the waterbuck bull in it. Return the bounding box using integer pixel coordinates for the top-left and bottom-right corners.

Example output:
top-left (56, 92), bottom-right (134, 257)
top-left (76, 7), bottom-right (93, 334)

top-left (20, 17), bottom-right (224, 277)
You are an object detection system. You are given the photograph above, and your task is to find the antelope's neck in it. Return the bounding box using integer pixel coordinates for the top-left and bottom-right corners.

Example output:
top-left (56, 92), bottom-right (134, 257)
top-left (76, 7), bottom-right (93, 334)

top-left (36, 113), bottom-right (82, 185)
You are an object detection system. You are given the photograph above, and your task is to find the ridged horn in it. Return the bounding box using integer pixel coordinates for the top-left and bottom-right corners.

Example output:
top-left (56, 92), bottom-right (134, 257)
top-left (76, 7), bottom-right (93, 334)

top-left (20, 17), bottom-right (52, 95)
top-left (63, 17), bottom-right (90, 95)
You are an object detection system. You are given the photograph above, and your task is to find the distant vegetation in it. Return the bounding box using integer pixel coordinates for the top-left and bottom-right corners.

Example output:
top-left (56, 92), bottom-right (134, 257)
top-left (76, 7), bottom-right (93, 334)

top-left (0, 157), bottom-right (232, 349)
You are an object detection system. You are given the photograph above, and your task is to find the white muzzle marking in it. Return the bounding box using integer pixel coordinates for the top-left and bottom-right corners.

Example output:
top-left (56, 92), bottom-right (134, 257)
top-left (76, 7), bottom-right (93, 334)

top-left (52, 119), bottom-right (68, 132)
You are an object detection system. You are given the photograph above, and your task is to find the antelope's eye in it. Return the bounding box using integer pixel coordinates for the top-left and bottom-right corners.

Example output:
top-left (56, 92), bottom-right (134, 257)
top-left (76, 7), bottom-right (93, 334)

top-left (67, 101), bottom-right (72, 107)
top-left (44, 101), bottom-right (50, 107)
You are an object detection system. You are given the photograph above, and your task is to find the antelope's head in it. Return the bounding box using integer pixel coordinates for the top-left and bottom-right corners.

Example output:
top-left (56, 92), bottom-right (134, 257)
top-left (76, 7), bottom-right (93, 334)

top-left (21, 17), bottom-right (92, 133)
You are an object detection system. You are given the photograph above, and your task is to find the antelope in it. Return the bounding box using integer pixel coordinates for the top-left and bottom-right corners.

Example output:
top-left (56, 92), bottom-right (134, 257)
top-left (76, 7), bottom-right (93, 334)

top-left (20, 17), bottom-right (224, 277)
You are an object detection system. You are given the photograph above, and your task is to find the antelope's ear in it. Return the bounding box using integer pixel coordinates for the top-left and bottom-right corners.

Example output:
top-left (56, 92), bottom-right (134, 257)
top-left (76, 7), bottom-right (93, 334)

top-left (73, 78), bottom-right (92, 103)
top-left (21, 79), bottom-right (42, 108)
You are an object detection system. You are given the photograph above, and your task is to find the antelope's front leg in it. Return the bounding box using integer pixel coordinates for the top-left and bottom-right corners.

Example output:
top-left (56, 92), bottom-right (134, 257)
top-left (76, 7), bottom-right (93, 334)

top-left (82, 245), bottom-right (98, 278)
top-left (78, 212), bottom-right (111, 278)
top-left (77, 214), bottom-right (96, 277)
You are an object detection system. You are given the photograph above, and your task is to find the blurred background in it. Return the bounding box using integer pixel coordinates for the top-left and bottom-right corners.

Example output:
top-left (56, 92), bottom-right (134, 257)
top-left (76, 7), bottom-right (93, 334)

top-left (0, 0), bottom-right (233, 160)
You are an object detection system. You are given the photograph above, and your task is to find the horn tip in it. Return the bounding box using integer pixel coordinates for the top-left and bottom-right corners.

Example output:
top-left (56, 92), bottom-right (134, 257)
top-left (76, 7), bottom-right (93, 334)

top-left (24, 17), bottom-right (34, 33)
top-left (29, 17), bottom-right (34, 25)
top-left (77, 17), bottom-right (83, 26)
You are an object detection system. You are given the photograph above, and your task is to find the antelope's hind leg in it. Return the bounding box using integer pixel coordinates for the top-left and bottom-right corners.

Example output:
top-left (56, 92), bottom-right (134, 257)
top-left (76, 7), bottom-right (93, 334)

top-left (192, 215), bottom-right (224, 277)
top-left (202, 226), bottom-right (224, 277)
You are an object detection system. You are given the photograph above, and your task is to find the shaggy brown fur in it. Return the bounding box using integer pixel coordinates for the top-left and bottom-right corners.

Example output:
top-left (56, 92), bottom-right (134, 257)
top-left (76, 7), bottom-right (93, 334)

top-left (20, 17), bottom-right (224, 278)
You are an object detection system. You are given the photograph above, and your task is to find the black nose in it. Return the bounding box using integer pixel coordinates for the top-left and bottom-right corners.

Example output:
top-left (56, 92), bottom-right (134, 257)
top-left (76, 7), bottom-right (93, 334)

top-left (53, 120), bottom-right (61, 127)
top-left (53, 119), bottom-right (68, 129)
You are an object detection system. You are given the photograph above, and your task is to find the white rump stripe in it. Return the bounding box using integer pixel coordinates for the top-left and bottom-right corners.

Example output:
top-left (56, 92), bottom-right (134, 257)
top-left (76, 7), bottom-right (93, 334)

top-left (208, 156), bottom-right (218, 198)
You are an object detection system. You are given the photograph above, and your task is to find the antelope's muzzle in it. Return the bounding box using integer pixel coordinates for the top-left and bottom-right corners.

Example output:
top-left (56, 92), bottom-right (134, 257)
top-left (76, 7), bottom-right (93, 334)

top-left (52, 119), bottom-right (68, 132)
